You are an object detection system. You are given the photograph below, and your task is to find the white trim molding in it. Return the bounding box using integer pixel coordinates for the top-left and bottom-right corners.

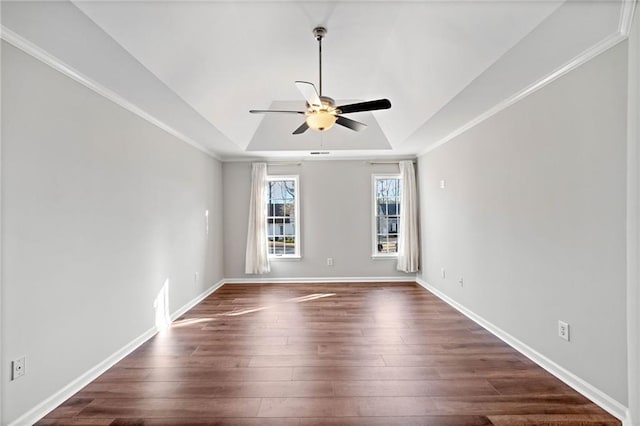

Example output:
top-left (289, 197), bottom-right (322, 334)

top-left (0, 26), bottom-right (220, 161)
top-left (620, 0), bottom-right (638, 36)
top-left (8, 279), bottom-right (225, 426)
top-left (223, 276), bottom-right (415, 284)
top-left (414, 277), bottom-right (629, 424)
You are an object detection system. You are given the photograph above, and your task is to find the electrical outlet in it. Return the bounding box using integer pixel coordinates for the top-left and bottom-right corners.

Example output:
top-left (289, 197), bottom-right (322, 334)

top-left (441, 268), bottom-right (446, 279)
top-left (327, 258), bottom-right (334, 266)
top-left (11, 357), bottom-right (25, 380)
top-left (558, 321), bottom-right (570, 341)
top-left (194, 272), bottom-right (198, 283)
top-left (440, 179), bottom-right (446, 189)
top-left (458, 277), bottom-right (464, 287)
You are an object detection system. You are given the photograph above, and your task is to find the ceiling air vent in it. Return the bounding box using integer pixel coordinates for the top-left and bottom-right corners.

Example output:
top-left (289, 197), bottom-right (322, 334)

top-left (310, 151), bottom-right (330, 155)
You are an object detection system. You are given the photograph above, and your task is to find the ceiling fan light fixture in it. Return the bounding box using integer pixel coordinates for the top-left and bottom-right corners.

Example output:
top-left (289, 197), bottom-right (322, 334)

top-left (306, 110), bottom-right (337, 131)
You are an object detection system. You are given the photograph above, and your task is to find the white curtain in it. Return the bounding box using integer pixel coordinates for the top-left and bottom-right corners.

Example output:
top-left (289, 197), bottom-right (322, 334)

top-left (397, 160), bottom-right (420, 273)
top-left (245, 163), bottom-right (270, 274)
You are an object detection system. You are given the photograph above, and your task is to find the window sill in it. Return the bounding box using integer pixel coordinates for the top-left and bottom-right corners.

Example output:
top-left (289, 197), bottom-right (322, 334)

top-left (371, 255), bottom-right (398, 260)
top-left (269, 256), bottom-right (302, 262)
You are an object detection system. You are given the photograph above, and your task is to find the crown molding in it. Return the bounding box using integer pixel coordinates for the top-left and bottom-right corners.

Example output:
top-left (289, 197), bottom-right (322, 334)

top-left (0, 26), bottom-right (221, 161)
top-left (620, 0), bottom-right (638, 36)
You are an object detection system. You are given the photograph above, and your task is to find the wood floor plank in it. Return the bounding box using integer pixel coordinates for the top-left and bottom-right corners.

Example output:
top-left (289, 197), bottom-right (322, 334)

top-left (298, 416), bottom-right (493, 426)
top-left (287, 335), bottom-right (404, 344)
top-left (41, 397), bottom-right (94, 419)
top-left (40, 283), bottom-right (621, 425)
top-left (331, 379), bottom-right (499, 397)
top-left (77, 398), bottom-right (262, 418)
top-left (488, 414), bottom-right (622, 425)
top-left (77, 382), bottom-right (180, 399)
top-left (109, 419), bottom-right (301, 426)
top-left (488, 377), bottom-right (578, 396)
top-left (36, 419), bottom-right (114, 425)
top-left (292, 366), bottom-right (442, 381)
top-left (192, 343), bottom-right (318, 356)
top-left (431, 394), bottom-right (606, 415)
top-left (118, 355), bottom-right (253, 368)
top-left (248, 354), bottom-right (386, 367)
top-left (257, 396), bottom-right (437, 417)
top-left (174, 381), bottom-right (335, 398)
top-left (145, 367), bottom-right (294, 382)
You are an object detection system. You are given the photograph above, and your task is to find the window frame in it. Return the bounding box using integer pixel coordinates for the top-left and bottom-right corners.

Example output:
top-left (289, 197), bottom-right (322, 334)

top-left (266, 175), bottom-right (301, 259)
top-left (371, 174), bottom-right (401, 258)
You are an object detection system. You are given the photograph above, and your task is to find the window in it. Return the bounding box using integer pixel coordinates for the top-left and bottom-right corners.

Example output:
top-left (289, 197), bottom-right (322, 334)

top-left (373, 175), bottom-right (401, 256)
top-left (266, 176), bottom-right (300, 257)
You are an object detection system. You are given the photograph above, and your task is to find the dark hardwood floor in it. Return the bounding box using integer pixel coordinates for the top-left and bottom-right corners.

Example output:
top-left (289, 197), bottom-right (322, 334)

top-left (38, 283), bottom-right (620, 425)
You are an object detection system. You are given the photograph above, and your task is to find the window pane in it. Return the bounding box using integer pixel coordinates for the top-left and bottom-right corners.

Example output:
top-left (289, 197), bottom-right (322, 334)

top-left (266, 178), bottom-right (298, 257)
top-left (374, 176), bottom-right (400, 254)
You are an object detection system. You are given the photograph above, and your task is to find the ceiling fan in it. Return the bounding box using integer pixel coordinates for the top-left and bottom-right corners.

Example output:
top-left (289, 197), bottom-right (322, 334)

top-left (250, 26), bottom-right (391, 134)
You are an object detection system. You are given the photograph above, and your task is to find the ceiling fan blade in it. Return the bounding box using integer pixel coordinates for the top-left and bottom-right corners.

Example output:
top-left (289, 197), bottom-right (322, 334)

top-left (295, 81), bottom-right (322, 107)
top-left (292, 122), bottom-right (309, 134)
top-left (250, 109), bottom-right (305, 114)
top-left (336, 115), bottom-right (367, 132)
top-left (336, 99), bottom-right (391, 114)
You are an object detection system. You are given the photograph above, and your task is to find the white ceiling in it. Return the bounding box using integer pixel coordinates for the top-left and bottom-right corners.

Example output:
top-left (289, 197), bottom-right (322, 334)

top-left (2, 1), bottom-right (629, 159)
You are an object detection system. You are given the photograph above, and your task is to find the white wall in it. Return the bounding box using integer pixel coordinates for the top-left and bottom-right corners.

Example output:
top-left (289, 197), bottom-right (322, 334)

top-left (223, 160), bottom-right (413, 280)
top-left (1, 42), bottom-right (224, 424)
top-left (417, 41), bottom-right (628, 406)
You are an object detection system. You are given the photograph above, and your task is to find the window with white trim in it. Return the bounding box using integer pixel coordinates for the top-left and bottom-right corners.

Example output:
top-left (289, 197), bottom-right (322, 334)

top-left (266, 176), bottom-right (300, 257)
top-left (372, 175), bottom-right (401, 257)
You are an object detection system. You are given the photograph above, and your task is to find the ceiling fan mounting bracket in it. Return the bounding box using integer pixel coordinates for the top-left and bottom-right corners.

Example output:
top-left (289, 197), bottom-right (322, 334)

top-left (313, 26), bottom-right (327, 41)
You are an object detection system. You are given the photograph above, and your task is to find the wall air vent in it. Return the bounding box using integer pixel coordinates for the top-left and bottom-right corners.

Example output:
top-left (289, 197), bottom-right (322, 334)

top-left (310, 151), bottom-right (330, 155)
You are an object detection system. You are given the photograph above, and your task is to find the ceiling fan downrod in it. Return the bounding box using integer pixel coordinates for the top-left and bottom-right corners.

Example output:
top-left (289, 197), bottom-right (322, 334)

top-left (313, 26), bottom-right (327, 96)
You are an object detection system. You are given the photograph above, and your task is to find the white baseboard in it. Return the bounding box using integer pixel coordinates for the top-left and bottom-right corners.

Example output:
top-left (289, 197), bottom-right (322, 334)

top-left (415, 277), bottom-right (629, 423)
top-left (9, 279), bottom-right (225, 426)
top-left (223, 275), bottom-right (416, 284)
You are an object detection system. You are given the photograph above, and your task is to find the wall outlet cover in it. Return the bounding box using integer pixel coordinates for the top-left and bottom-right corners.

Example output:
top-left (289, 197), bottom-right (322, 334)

top-left (558, 320), bottom-right (570, 341)
top-left (12, 357), bottom-right (25, 380)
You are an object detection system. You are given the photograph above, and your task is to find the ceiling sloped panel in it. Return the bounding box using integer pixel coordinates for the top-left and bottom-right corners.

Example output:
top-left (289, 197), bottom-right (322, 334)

top-left (2, 0), bottom-right (242, 157)
top-left (368, 0), bottom-right (564, 146)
